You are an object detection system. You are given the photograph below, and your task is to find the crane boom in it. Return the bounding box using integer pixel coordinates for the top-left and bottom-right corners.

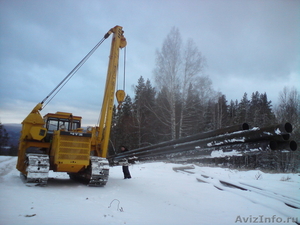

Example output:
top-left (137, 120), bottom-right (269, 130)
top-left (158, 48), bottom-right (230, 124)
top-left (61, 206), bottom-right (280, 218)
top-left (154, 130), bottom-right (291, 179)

top-left (94, 25), bottom-right (127, 157)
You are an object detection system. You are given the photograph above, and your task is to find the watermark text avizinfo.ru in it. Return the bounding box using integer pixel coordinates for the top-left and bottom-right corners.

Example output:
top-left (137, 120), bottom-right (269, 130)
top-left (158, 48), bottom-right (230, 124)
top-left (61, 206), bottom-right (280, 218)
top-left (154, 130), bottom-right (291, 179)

top-left (235, 215), bottom-right (298, 224)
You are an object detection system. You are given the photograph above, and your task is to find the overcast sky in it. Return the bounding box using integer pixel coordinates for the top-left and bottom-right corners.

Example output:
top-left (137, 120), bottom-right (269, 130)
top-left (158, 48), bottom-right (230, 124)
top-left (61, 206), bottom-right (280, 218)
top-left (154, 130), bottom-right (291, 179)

top-left (0, 0), bottom-right (299, 126)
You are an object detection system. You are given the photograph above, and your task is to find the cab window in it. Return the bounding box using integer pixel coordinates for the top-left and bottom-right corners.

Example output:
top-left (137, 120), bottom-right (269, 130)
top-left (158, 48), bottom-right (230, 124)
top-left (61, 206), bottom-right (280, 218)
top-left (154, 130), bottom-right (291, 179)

top-left (45, 118), bottom-right (80, 131)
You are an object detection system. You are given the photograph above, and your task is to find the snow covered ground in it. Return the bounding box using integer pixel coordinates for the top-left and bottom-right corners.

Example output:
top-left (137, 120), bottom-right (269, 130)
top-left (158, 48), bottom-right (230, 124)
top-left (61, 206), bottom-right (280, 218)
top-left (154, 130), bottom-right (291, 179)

top-left (0, 156), bottom-right (299, 225)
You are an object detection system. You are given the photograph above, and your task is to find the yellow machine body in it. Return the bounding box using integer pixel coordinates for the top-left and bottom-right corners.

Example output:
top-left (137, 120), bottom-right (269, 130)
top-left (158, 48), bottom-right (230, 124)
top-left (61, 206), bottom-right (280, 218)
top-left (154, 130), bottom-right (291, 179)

top-left (44, 112), bottom-right (91, 173)
top-left (50, 130), bottom-right (91, 172)
top-left (16, 103), bottom-right (49, 174)
top-left (16, 26), bottom-right (127, 183)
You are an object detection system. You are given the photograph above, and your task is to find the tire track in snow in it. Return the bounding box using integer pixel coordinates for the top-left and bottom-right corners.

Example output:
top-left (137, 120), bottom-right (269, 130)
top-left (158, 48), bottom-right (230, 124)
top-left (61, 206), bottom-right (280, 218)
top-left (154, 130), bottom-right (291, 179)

top-left (0, 156), bottom-right (15, 164)
top-left (196, 174), bottom-right (300, 209)
top-left (173, 165), bottom-right (300, 223)
top-left (0, 156), bottom-right (17, 178)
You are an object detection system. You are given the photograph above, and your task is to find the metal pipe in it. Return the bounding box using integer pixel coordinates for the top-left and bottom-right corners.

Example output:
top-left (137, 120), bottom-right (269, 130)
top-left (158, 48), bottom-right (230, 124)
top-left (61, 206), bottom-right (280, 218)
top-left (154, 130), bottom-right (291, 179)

top-left (108, 123), bottom-right (249, 158)
top-left (276, 140), bottom-right (298, 151)
top-left (108, 123), bottom-right (295, 165)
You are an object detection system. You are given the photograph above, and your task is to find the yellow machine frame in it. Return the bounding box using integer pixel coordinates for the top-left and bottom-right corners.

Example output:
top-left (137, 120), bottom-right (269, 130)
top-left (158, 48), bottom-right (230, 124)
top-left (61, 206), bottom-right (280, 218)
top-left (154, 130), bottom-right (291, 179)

top-left (16, 26), bottom-right (127, 178)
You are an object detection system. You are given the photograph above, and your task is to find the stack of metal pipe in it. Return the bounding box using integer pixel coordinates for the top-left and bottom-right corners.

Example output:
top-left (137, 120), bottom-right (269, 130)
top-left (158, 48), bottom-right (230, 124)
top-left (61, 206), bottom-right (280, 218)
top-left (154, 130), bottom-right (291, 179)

top-left (108, 122), bottom-right (298, 166)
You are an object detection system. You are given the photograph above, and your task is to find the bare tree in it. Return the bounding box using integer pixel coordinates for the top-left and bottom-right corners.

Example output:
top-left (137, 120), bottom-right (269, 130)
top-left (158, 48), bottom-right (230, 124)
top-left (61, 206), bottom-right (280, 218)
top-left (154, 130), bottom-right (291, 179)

top-left (274, 87), bottom-right (300, 171)
top-left (275, 86), bottom-right (300, 136)
top-left (154, 27), bottom-right (182, 140)
top-left (154, 27), bottom-right (206, 140)
top-left (179, 39), bottom-right (206, 138)
top-left (275, 87), bottom-right (299, 122)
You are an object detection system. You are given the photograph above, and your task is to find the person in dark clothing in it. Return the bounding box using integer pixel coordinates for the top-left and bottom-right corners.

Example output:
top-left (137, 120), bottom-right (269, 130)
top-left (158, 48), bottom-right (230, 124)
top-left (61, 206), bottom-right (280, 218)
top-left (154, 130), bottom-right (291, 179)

top-left (120, 146), bottom-right (131, 179)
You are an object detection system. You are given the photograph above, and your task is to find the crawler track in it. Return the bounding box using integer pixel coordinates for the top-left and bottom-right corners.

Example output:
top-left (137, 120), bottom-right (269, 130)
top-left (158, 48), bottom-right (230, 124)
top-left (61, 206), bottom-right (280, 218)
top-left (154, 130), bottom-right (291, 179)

top-left (68, 156), bottom-right (110, 187)
top-left (25, 153), bottom-right (50, 186)
top-left (23, 154), bottom-right (109, 187)
top-left (88, 156), bottom-right (109, 187)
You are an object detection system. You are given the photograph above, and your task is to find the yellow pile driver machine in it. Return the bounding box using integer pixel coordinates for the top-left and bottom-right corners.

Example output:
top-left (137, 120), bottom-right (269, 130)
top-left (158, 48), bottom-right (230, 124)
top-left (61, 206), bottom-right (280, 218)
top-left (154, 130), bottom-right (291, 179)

top-left (16, 25), bottom-right (126, 186)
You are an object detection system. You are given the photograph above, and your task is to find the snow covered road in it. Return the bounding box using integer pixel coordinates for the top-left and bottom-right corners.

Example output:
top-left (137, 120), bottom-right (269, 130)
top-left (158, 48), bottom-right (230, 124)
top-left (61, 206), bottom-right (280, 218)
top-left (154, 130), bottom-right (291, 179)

top-left (0, 156), bottom-right (299, 225)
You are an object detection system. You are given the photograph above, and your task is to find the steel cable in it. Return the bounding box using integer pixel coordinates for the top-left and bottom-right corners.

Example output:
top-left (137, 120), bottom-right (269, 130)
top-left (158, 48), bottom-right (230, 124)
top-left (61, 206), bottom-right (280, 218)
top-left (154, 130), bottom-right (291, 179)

top-left (41, 37), bottom-right (106, 109)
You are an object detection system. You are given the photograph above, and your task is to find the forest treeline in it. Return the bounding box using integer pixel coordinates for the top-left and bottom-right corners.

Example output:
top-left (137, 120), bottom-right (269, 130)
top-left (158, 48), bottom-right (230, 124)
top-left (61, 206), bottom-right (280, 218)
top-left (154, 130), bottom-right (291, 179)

top-left (110, 76), bottom-right (300, 154)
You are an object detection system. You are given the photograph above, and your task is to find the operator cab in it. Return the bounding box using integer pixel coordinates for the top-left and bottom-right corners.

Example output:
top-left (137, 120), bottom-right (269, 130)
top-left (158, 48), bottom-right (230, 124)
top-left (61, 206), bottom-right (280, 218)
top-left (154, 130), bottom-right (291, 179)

top-left (43, 112), bottom-right (82, 132)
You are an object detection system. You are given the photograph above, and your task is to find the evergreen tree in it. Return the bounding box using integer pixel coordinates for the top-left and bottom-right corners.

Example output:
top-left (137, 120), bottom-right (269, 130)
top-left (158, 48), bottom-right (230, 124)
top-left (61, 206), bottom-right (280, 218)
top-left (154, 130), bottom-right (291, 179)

top-left (228, 99), bottom-right (238, 125)
top-left (132, 76), bottom-right (157, 147)
top-left (181, 83), bottom-right (201, 136)
top-left (0, 122), bottom-right (9, 147)
top-left (111, 95), bottom-right (136, 152)
top-left (258, 92), bottom-right (276, 126)
top-left (248, 91), bottom-right (275, 127)
top-left (214, 94), bottom-right (229, 129)
top-left (249, 91), bottom-right (260, 126)
top-left (203, 99), bottom-right (216, 131)
top-left (0, 122), bottom-right (9, 155)
top-left (194, 75), bottom-right (216, 132)
top-left (144, 79), bottom-right (158, 144)
top-left (236, 93), bottom-right (250, 124)
top-left (154, 87), bottom-right (172, 142)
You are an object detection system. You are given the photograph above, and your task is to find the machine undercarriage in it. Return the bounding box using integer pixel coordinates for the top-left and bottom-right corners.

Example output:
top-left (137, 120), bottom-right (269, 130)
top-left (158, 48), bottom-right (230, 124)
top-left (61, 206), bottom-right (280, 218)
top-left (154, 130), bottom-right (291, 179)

top-left (23, 154), bottom-right (109, 187)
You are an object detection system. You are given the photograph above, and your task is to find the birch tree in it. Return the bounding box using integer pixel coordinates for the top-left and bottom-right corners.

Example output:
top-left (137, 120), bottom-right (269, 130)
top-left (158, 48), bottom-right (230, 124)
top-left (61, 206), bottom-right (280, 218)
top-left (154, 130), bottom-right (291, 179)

top-left (275, 87), bottom-right (300, 125)
top-left (154, 27), bottom-right (181, 140)
top-left (178, 39), bottom-right (206, 138)
top-left (275, 86), bottom-right (300, 141)
top-left (154, 27), bottom-right (206, 140)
